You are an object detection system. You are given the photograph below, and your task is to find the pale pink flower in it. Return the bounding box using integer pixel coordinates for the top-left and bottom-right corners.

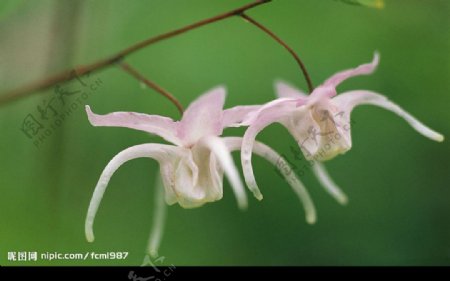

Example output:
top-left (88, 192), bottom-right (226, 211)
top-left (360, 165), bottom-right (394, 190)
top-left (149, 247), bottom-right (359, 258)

top-left (84, 86), bottom-right (316, 256)
top-left (239, 53), bottom-right (444, 203)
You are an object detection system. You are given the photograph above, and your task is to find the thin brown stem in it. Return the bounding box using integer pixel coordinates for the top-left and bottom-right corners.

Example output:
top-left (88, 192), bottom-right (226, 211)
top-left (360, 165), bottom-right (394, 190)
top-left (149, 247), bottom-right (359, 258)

top-left (0, 0), bottom-right (271, 106)
top-left (119, 62), bottom-right (184, 115)
top-left (240, 13), bottom-right (314, 93)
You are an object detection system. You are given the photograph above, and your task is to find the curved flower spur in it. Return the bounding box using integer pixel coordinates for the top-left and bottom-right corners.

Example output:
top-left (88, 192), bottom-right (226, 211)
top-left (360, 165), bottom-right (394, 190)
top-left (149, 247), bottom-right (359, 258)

top-left (85, 86), bottom-right (316, 256)
top-left (239, 52), bottom-right (444, 207)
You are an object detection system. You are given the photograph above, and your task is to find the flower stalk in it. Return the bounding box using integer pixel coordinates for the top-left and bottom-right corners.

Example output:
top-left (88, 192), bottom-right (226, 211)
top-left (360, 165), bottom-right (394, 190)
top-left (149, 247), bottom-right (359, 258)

top-left (239, 13), bottom-right (314, 93)
top-left (118, 62), bottom-right (184, 115)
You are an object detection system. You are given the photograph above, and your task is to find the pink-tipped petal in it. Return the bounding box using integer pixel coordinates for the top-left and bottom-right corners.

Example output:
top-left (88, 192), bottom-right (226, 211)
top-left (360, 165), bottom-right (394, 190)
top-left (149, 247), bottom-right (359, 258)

top-left (225, 137), bottom-right (317, 224)
top-left (223, 105), bottom-right (261, 128)
top-left (275, 80), bottom-right (307, 99)
top-left (86, 105), bottom-right (181, 145)
top-left (334, 90), bottom-right (444, 142)
top-left (323, 52), bottom-right (379, 89)
top-left (177, 86), bottom-right (226, 145)
top-left (202, 136), bottom-right (248, 210)
top-left (85, 143), bottom-right (181, 243)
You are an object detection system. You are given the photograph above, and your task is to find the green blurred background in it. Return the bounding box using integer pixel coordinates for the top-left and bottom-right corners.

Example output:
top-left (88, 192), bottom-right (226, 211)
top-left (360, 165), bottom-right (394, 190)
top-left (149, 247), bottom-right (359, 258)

top-left (0, 0), bottom-right (449, 266)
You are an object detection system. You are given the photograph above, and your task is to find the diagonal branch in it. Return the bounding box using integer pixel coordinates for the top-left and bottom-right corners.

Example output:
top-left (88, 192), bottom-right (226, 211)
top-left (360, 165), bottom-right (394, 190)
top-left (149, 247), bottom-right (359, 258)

top-left (0, 0), bottom-right (271, 107)
top-left (119, 62), bottom-right (184, 115)
top-left (240, 13), bottom-right (314, 93)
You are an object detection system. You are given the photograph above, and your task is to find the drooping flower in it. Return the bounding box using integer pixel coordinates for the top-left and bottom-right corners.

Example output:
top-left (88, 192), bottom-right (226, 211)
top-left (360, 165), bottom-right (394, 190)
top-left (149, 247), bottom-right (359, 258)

top-left (239, 53), bottom-right (444, 203)
top-left (85, 86), bottom-right (317, 256)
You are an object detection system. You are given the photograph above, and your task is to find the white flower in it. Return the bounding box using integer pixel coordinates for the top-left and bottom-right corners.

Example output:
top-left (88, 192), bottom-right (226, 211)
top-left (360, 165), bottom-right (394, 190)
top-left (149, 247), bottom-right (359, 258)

top-left (238, 52), bottom-right (444, 203)
top-left (85, 86), bottom-right (316, 256)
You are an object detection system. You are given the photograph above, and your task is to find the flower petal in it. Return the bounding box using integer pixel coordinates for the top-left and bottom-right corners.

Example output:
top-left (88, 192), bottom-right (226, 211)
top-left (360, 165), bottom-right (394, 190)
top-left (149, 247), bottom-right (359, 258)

top-left (146, 173), bottom-right (168, 258)
top-left (240, 98), bottom-right (299, 126)
top-left (177, 86), bottom-right (226, 146)
top-left (311, 161), bottom-right (348, 205)
top-left (333, 90), bottom-right (444, 142)
top-left (86, 105), bottom-right (181, 145)
top-left (201, 136), bottom-right (248, 210)
top-left (279, 107), bottom-right (322, 160)
top-left (240, 100), bottom-right (298, 200)
top-left (173, 152), bottom-right (206, 207)
top-left (159, 162), bottom-right (178, 205)
top-left (275, 79), bottom-right (307, 99)
top-left (291, 101), bottom-right (353, 161)
top-left (173, 146), bottom-right (228, 209)
top-left (223, 105), bottom-right (260, 128)
top-left (85, 143), bottom-right (181, 243)
top-left (323, 52), bottom-right (379, 89)
top-left (208, 151), bottom-right (224, 196)
top-left (225, 137), bottom-right (317, 224)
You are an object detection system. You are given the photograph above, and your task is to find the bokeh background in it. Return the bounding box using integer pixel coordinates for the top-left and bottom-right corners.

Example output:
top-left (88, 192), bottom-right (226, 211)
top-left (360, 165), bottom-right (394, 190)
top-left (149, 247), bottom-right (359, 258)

top-left (0, 0), bottom-right (449, 266)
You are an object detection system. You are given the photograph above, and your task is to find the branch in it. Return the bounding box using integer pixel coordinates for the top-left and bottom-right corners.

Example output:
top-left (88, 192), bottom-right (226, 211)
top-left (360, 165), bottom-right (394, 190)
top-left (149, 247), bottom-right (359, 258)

top-left (119, 62), bottom-right (184, 115)
top-left (0, 0), bottom-right (271, 107)
top-left (240, 13), bottom-right (314, 93)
